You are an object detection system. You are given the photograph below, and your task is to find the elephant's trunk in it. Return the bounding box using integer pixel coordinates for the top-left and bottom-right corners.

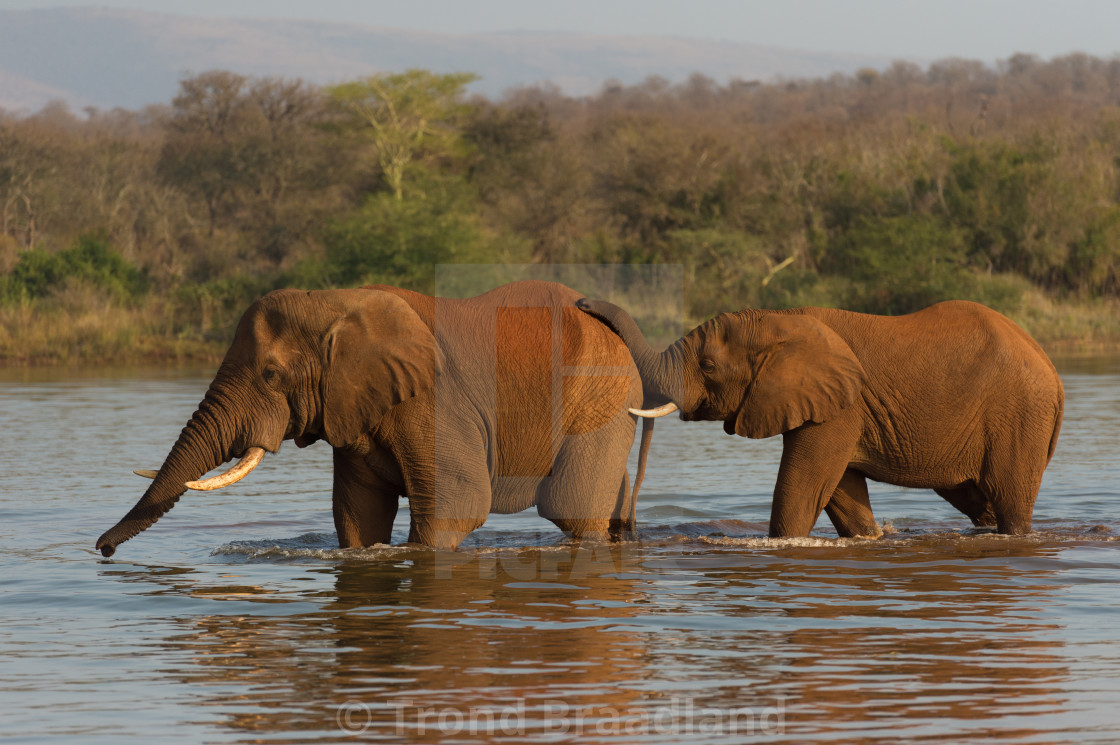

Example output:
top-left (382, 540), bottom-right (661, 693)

top-left (96, 388), bottom-right (238, 557)
top-left (576, 298), bottom-right (687, 408)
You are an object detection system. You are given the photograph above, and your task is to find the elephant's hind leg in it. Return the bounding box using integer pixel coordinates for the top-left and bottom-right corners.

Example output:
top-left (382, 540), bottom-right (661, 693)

top-left (974, 430), bottom-right (1048, 535)
top-left (935, 484), bottom-right (997, 528)
top-left (824, 470), bottom-right (882, 538)
top-left (982, 478), bottom-right (1040, 536)
top-left (537, 436), bottom-right (628, 543)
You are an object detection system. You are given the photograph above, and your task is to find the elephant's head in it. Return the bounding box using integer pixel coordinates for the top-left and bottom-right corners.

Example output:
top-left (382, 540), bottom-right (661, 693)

top-left (577, 298), bottom-right (864, 438)
top-left (96, 288), bottom-right (436, 557)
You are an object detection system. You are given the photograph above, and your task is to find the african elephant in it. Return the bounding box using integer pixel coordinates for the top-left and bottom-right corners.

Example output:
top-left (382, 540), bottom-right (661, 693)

top-left (96, 281), bottom-right (649, 557)
top-left (577, 297), bottom-right (1064, 537)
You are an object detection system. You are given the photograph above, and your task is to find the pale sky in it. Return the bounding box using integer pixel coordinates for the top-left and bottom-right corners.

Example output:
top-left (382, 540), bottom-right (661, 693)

top-left (3, 0), bottom-right (1119, 62)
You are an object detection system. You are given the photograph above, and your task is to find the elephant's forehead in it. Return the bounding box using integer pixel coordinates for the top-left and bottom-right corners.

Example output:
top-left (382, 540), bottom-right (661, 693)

top-left (230, 299), bottom-right (311, 357)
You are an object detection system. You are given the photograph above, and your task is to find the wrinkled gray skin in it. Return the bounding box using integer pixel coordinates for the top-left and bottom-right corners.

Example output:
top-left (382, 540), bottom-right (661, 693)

top-left (97, 281), bottom-right (647, 557)
top-left (578, 297), bottom-right (1064, 538)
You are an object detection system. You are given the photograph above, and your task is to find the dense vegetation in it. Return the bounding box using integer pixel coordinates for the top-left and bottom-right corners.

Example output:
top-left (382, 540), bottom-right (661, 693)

top-left (2, 55), bottom-right (1119, 363)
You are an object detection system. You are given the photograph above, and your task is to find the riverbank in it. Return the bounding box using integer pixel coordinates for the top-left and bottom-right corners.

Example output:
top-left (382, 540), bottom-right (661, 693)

top-left (0, 299), bottom-right (224, 368)
top-left (1, 289), bottom-right (1116, 367)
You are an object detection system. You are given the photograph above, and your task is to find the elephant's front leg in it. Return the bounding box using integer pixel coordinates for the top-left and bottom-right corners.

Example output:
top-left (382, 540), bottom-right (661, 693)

top-left (332, 449), bottom-right (400, 548)
top-left (769, 420), bottom-right (861, 538)
top-left (824, 469), bottom-right (883, 538)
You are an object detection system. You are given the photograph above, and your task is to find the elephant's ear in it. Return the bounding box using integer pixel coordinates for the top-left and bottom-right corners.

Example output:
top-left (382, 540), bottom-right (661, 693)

top-left (734, 314), bottom-right (864, 439)
top-left (321, 291), bottom-right (437, 447)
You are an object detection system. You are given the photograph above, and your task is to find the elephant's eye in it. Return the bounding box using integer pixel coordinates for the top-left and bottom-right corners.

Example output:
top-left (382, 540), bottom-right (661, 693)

top-left (700, 358), bottom-right (717, 374)
top-left (262, 367), bottom-right (281, 385)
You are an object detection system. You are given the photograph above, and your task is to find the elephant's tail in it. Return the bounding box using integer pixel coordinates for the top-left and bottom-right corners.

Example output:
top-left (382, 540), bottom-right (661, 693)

top-left (1047, 379), bottom-right (1065, 465)
top-left (629, 416), bottom-right (654, 519)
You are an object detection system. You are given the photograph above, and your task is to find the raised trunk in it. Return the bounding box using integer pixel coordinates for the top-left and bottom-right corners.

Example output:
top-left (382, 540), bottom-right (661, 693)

top-left (96, 390), bottom-right (236, 557)
top-left (576, 298), bottom-right (687, 407)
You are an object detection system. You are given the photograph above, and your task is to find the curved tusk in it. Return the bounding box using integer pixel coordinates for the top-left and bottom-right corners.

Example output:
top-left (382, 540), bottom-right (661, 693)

top-left (628, 402), bottom-right (679, 418)
top-left (134, 469), bottom-right (160, 479)
top-left (184, 447), bottom-right (266, 491)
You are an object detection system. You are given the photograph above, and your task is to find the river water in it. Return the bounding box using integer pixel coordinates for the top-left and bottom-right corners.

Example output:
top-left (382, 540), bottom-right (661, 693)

top-left (1, 356), bottom-right (1118, 744)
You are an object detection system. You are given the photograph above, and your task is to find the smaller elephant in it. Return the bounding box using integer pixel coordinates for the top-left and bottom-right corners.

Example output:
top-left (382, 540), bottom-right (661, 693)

top-left (577, 298), bottom-right (1064, 538)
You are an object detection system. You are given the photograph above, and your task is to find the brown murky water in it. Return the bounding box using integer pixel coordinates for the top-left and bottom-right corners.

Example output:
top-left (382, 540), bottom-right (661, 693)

top-left (1, 357), bottom-right (1118, 743)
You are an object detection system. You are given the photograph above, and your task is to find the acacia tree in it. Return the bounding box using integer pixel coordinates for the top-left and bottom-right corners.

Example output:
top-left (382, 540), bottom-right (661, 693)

top-left (328, 70), bottom-right (478, 200)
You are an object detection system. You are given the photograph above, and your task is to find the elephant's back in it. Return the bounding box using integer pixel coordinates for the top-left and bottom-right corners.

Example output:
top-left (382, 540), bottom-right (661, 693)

top-left (478, 280), bottom-right (641, 434)
top-left (903, 301), bottom-right (1058, 377)
top-left (472, 280), bottom-right (583, 308)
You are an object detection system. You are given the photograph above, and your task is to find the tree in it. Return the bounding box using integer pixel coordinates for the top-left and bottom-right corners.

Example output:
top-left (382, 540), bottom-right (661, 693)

top-left (157, 71), bottom-right (252, 238)
top-left (157, 71), bottom-right (342, 272)
top-left (0, 115), bottom-right (63, 248)
top-left (328, 70), bottom-right (479, 200)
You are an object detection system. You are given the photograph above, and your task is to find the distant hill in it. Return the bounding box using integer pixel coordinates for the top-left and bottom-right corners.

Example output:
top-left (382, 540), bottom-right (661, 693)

top-left (0, 6), bottom-right (897, 113)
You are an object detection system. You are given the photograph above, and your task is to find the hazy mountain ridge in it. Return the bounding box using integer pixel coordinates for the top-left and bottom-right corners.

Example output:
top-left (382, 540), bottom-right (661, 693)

top-left (0, 6), bottom-right (895, 112)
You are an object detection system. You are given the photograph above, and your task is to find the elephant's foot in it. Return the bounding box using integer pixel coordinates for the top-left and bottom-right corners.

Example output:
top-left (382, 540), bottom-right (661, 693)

top-left (608, 518), bottom-right (638, 542)
top-left (991, 487), bottom-right (1036, 536)
top-left (832, 520), bottom-right (883, 539)
top-left (970, 513), bottom-right (998, 529)
top-left (547, 517), bottom-right (615, 543)
top-left (407, 516), bottom-right (486, 550)
top-left (994, 511), bottom-right (1033, 535)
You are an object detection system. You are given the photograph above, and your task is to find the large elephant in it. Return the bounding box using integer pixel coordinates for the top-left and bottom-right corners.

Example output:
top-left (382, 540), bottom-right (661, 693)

top-left (96, 281), bottom-right (649, 557)
top-left (577, 297), bottom-right (1064, 537)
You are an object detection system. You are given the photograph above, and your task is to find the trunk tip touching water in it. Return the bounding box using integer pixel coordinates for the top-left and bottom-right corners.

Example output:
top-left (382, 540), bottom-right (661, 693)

top-left (96, 386), bottom-right (238, 558)
top-left (95, 489), bottom-right (184, 558)
top-left (98, 450), bottom-right (266, 556)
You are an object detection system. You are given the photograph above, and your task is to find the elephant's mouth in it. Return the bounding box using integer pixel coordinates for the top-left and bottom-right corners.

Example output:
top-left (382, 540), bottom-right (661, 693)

top-left (679, 396), bottom-right (726, 424)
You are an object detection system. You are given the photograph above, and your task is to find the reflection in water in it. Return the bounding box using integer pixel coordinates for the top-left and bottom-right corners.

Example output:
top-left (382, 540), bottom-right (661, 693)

top-left (711, 539), bottom-right (1070, 742)
top-left (100, 534), bottom-right (1079, 743)
top-left (109, 546), bottom-right (647, 741)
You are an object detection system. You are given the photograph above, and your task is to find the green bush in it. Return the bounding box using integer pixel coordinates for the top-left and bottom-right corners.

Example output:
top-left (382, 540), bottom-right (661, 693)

top-left (173, 274), bottom-right (275, 341)
top-left (819, 214), bottom-right (975, 314)
top-left (322, 174), bottom-right (499, 292)
top-left (0, 236), bottom-right (145, 303)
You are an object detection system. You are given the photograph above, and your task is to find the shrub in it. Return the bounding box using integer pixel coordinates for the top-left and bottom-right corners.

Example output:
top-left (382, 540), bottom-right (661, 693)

top-left (0, 235), bottom-right (145, 304)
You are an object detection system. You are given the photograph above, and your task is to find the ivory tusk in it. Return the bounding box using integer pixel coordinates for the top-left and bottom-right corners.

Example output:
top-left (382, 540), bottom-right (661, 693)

top-left (134, 469), bottom-right (160, 479)
top-left (184, 447), bottom-right (266, 491)
top-left (628, 402), bottom-right (679, 418)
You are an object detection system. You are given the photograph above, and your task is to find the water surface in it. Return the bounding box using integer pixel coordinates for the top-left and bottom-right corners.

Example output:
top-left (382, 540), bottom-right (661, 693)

top-left (1, 358), bottom-right (1118, 743)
